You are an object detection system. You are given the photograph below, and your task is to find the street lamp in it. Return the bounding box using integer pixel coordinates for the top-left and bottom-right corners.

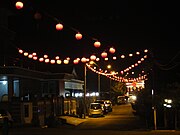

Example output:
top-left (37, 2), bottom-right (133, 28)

top-left (83, 64), bottom-right (87, 119)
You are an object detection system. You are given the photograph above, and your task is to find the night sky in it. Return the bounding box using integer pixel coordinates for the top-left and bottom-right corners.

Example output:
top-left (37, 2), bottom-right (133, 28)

top-left (1, 0), bottom-right (180, 91)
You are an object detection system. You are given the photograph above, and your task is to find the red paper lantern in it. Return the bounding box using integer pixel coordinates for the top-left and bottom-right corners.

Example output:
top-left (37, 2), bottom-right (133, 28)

top-left (18, 49), bottom-right (23, 54)
top-left (94, 41), bottom-right (101, 48)
top-left (73, 59), bottom-right (79, 64)
top-left (57, 60), bottom-right (62, 64)
top-left (39, 58), bottom-right (44, 62)
top-left (15, 1), bottom-right (23, 9)
top-left (75, 32), bottom-right (82, 40)
top-left (81, 57), bottom-right (87, 63)
top-left (64, 60), bottom-right (69, 64)
top-left (90, 55), bottom-right (96, 61)
top-left (33, 56), bottom-right (38, 60)
top-left (50, 60), bottom-right (55, 64)
top-left (101, 52), bottom-right (107, 58)
top-left (109, 47), bottom-right (115, 54)
top-left (56, 23), bottom-right (63, 31)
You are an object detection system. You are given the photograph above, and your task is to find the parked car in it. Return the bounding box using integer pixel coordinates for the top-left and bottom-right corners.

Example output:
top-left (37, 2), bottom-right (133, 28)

top-left (88, 103), bottom-right (104, 117)
top-left (0, 109), bottom-right (13, 127)
top-left (104, 100), bottom-right (113, 112)
top-left (94, 100), bottom-right (106, 113)
top-left (117, 96), bottom-right (127, 104)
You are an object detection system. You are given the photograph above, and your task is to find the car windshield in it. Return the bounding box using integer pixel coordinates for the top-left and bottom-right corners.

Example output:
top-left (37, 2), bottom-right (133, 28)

top-left (90, 104), bottom-right (101, 109)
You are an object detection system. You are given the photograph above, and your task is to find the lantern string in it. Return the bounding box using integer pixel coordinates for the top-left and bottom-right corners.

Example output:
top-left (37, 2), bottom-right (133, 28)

top-left (12, 1), bottom-right (152, 80)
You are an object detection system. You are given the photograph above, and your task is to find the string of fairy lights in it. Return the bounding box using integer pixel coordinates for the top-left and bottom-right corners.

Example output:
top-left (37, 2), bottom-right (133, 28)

top-left (14, 1), bottom-right (150, 83)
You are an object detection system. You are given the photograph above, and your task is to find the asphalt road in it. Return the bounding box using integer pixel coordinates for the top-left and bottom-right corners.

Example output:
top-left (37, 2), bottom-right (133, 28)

top-left (2, 103), bottom-right (180, 135)
top-left (75, 103), bottom-right (147, 130)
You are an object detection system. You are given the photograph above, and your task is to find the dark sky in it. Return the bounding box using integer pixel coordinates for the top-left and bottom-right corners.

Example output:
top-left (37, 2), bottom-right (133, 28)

top-left (1, 0), bottom-right (180, 90)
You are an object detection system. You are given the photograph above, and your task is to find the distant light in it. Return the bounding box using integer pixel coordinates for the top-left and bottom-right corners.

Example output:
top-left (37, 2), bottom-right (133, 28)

top-left (2, 81), bottom-right (7, 85)
top-left (129, 54), bottom-right (133, 57)
top-left (152, 89), bottom-right (154, 95)
top-left (113, 56), bottom-right (116, 60)
top-left (24, 52), bottom-right (28, 56)
top-left (121, 55), bottom-right (125, 58)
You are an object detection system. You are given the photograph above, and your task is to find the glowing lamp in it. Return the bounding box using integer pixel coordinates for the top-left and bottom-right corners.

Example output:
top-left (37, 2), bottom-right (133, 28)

top-left (33, 56), bottom-right (38, 60)
top-left (44, 55), bottom-right (48, 58)
top-left (45, 59), bottom-right (49, 63)
top-left (24, 52), bottom-right (28, 56)
top-left (113, 56), bottom-right (116, 60)
top-left (55, 56), bottom-right (60, 60)
top-left (50, 60), bottom-right (55, 64)
top-left (129, 54), bottom-right (133, 57)
top-left (56, 23), bottom-right (63, 31)
top-left (94, 41), bottom-right (101, 48)
top-left (39, 58), bottom-right (44, 62)
top-left (57, 60), bottom-right (62, 64)
top-left (104, 58), bottom-right (108, 61)
top-left (144, 49), bottom-right (148, 53)
top-left (28, 54), bottom-right (33, 58)
top-left (75, 32), bottom-right (82, 40)
top-left (64, 59), bottom-right (69, 64)
top-left (15, 1), bottom-right (23, 9)
top-left (121, 55), bottom-right (125, 58)
top-left (73, 59), bottom-right (79, 64)
top-left (90, 55), bottom-right (96, 61)
top-left (109, 47), bottom-right (115, 54)
top-left (96, 58), bottom-right (100, 61)
top-left (101, 52), bottom-right (107, 58)
top-left (19, 49), bottom-right (23, 54)
top-left (81, 57), bottom-right (87, 63)
top-left (32, 52), bottom-right (37, 56)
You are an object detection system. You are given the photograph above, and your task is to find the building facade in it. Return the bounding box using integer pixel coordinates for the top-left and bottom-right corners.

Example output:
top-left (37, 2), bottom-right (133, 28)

top-left (0, 66), bottom-right (84, 126)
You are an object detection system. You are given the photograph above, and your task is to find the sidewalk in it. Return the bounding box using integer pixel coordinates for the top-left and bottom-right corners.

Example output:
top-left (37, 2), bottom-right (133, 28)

top-left (58, 116), bottom-right (88, 126)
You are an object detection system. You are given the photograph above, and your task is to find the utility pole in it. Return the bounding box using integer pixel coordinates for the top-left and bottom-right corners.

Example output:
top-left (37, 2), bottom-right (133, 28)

top-left (83, 64), bottom-right (87, 119)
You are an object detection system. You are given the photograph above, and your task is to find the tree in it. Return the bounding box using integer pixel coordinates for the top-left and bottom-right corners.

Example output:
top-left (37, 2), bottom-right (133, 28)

top-left (111, 82), bottom-right (127, 95)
